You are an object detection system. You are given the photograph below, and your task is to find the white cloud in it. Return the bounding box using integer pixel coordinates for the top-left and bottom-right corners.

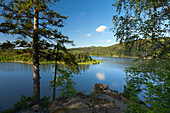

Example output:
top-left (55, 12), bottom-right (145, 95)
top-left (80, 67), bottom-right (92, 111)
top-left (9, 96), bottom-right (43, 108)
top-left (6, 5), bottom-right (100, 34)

top-left (96, 25), bottom-right (107, 32)
top-left (106, 40), bottom-right (111, 43)
top-left (86, 34), bottom-right (92, 37)
top-left (96, 72), bottom-right (105, 81)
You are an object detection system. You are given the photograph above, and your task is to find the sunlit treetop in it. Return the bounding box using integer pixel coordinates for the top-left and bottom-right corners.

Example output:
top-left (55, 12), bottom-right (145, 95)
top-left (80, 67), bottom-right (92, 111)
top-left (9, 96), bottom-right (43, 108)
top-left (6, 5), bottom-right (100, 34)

top-left (113, 0), bottom-right (169, 42)
top-left (112, 0), bottom-right (170, 59)
top-left (0, 0), bottom-right (69, 45)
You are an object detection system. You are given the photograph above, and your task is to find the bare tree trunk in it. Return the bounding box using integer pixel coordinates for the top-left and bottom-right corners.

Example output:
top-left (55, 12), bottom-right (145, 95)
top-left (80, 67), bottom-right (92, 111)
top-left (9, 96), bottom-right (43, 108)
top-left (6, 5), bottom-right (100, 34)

top-left (33, 0), bottom-right (40, 105)
top-left (53, 59), bottom-right (57, 101)
top-left (53, 47), bottom-right (59, 101)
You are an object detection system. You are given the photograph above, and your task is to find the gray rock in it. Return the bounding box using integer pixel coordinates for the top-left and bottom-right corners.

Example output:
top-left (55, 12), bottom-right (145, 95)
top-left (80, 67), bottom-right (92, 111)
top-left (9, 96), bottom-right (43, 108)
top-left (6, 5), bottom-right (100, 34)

top-left (49, 83), bottom-right (128, 113)
top-left (23, 104), bottom-right (49, 113)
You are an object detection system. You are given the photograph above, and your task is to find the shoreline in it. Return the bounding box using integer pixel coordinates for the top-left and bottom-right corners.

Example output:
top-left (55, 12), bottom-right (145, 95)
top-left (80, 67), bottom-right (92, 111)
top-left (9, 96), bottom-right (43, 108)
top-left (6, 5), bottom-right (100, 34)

top-left (92, 55), bottom-right (152, 59)
top-left (0, 60), bottom-right (102, 65)
top-left (111, 55), bottom-right (138, 59)
top-left (91, 55), bottom-right (138, 59)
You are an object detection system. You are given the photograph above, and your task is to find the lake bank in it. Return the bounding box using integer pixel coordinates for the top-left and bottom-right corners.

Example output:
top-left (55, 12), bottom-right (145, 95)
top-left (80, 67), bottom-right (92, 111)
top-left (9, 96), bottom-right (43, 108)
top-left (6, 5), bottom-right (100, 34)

top-left (91, 55), bottom-right (153, 59)
top-left (90, 55), bottom-right (138, 59)
top-left (0, 59), bottom-right (102, 65)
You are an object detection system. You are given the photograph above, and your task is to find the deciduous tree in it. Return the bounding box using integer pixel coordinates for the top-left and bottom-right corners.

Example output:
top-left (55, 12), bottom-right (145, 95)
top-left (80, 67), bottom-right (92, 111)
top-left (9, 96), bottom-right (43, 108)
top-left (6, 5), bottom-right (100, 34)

top-left (113, 0), bottom-right (170, 59)
top-left (113, 0), bottom-right (170, 112)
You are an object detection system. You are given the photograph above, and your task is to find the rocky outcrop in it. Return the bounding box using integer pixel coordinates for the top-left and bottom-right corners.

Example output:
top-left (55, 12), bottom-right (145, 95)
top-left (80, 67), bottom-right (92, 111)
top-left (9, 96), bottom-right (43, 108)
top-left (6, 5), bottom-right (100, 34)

top-left (24, 104), bottom-right (49, 113)
top-left (92, 83), bottom-right (121, 100)
top-left (49, 83), bottom-right (129, 113)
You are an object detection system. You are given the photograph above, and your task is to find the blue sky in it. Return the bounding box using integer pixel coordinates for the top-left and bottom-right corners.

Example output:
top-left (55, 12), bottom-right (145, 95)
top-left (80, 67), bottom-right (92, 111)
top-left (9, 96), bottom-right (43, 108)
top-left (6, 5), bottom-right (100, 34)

top-left (0, 0), bottom-right (118, 48)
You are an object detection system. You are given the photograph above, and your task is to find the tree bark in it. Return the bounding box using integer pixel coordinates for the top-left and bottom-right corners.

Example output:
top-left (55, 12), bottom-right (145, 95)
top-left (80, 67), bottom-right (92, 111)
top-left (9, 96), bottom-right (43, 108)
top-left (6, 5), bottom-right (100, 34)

top-left (53, 59), bottom-right (57, 101)
top-left (53, 47), bottom-right (59, 101)
top-left (33, 0), bottom-right (40, 105)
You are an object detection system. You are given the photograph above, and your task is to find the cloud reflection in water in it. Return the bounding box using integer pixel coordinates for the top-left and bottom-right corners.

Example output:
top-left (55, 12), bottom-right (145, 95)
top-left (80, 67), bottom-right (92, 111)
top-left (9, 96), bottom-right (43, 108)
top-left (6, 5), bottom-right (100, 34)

top-left (96, 72), bottom-right (105, 81)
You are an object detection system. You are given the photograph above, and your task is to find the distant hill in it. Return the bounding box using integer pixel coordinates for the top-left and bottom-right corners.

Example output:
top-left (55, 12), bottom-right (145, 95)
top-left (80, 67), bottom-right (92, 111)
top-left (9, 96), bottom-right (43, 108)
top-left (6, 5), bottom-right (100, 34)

top-left (69, 37), bottom-right (169, 58)
top-left (69, 44), bottom-right (140, 58)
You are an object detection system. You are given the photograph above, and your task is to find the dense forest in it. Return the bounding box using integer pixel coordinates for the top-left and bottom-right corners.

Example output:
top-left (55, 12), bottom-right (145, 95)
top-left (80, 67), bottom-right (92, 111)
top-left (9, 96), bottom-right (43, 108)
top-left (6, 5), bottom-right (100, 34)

top-left (0, 48), bottom-right (99, 64)
top-left (70, 37), bottom-right (169, 58)
top-left (1, 37), bottom-right (167, 64)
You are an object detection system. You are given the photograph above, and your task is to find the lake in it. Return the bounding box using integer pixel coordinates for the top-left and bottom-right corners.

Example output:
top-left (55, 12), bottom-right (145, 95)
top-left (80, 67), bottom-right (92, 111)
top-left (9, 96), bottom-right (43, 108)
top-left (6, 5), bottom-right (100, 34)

top-left (0, 56), bottom-right (134, 111)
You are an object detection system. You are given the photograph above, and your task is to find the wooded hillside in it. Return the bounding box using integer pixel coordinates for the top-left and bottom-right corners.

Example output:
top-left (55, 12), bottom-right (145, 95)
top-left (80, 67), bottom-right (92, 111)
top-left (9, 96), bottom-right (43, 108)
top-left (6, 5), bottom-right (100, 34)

top-left (0, 49), bottom-right (95, 64)
top-left (70, 37), bottom-right (170, 58)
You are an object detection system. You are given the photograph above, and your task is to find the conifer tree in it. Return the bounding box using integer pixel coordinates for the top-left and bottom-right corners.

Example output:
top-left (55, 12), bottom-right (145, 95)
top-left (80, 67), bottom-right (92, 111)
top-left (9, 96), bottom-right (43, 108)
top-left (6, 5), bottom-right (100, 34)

top-left (0, 0), bottom-right (67, 105)
top-left (44, 37), bottom-right (78, 101)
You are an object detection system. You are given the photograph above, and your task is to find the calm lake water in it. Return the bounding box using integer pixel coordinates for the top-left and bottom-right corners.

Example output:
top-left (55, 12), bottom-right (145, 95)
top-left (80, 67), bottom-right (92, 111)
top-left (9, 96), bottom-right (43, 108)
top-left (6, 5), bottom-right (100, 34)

top-left (0, 56), bottom-right (134, 111)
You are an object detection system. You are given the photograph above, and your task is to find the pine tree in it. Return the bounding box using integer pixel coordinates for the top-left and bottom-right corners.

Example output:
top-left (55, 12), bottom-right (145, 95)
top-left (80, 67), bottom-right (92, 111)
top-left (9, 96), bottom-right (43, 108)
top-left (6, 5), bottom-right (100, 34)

top-left (0, 0), bottom-right (67, 105)
top-left (46, 39), bottom-right (78, 101)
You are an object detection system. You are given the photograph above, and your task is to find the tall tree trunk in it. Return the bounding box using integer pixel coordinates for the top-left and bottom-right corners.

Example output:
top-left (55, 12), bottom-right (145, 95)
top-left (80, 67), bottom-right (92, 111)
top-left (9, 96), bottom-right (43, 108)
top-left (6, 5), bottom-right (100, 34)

top-left (53, 59), bottom-right (57, 101)
top-left (53, 47), bottom-right (59, 101)
top-left (33, 0), bottom-right (40, 105)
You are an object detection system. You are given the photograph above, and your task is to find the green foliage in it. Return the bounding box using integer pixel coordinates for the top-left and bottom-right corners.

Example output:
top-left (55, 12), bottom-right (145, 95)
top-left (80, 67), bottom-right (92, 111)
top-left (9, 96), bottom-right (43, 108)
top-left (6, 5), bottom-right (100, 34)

top-left (0, 0), bottom-right (67, 39)
top-left (0, 48), bottom-right (93, 64)
top-left (125, 102), bottom-right (148, 113)
top-left (0, 0), bottom-right (78, 107)
top-left (69, 38), bottom-right (169, 58)
top-left (2, 95), bottom-right (51, 113)
top-left (73, 52), bottom-right (92, 62)
top-left (0, 48), bottom-right (32, 62)
top-left (0, 40), bottom-right (15, 49)
top-left (50, 69), bottom-right (83, 97)
top-left (123, 59), bottom-right (170, 113)
top-left (2, 95), bottom-right (33, 113)
top-left (112, 0), bottom-right (170, 59)
top-left (39, 96), bottom-right (51, 109)
top-left (125, 103), bottom-right (148, 113)
top-left (113, 0), bottom-right (170, 112)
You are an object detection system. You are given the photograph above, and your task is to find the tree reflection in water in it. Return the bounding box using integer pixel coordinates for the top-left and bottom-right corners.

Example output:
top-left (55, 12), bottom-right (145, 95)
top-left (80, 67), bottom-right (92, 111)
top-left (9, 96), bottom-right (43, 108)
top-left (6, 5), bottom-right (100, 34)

top-left (78, 64), bottom-right (90, 72)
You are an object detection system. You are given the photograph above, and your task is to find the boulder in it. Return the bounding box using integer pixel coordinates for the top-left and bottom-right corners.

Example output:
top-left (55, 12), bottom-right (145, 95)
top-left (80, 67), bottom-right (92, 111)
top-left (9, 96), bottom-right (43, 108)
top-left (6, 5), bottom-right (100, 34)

top-left (92, 83), bottom-right (119, 95)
